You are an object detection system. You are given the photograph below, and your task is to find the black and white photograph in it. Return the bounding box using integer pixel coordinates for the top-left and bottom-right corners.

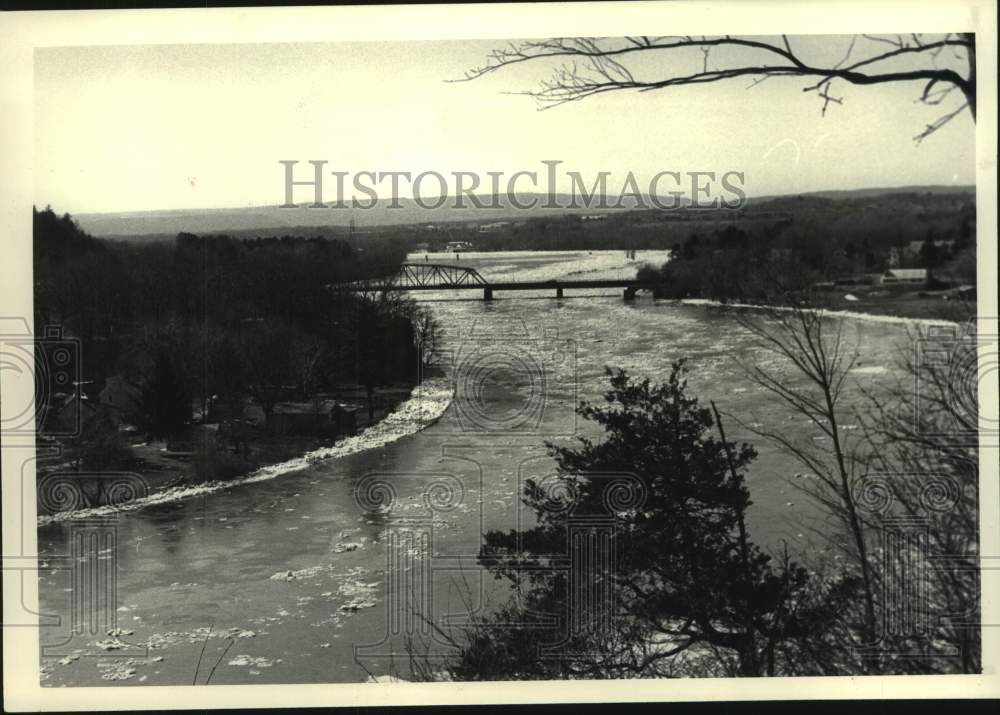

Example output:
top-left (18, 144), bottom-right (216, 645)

top-left (1, 1), bottom-right (997, 709)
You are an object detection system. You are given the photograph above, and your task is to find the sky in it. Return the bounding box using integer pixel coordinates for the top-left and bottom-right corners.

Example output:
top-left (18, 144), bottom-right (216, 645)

top-left (33, 36), bottom-right (976, 215)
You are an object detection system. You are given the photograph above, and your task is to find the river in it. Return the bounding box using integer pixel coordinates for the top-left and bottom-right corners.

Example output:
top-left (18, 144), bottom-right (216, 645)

top-left (36, 250), bottom-right (930, 685)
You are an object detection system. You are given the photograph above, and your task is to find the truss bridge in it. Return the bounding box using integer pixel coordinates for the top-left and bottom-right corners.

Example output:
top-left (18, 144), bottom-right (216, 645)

top-left (331, 263), bottom-right (657, 301)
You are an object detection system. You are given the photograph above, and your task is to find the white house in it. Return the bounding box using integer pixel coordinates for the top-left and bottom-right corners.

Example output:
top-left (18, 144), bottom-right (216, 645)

top-left (883, 268), bottom-right (927, 285)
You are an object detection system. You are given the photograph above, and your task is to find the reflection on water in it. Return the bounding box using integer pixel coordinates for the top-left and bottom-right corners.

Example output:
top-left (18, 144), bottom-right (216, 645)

top-left (37, 251), bottom-right (916, 686)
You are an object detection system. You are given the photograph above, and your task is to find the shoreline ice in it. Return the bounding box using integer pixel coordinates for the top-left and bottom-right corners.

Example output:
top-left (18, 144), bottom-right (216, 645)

top-left (676, 298), bottom-right (961, 328)
top-left (37, 378), bottom-right (454, 526)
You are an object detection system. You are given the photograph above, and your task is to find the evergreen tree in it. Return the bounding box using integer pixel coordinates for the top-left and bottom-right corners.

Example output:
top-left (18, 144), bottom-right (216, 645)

top-left (439, 363), bottom-right (839, 679)
top-left (139, 347), bottom-right (191, 439)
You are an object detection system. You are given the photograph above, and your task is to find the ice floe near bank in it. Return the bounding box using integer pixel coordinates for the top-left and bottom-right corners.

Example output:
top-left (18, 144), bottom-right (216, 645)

top-left (37, 378), bottom-right (454, 525)
top-left (677, 298), bottom-right (960, 328)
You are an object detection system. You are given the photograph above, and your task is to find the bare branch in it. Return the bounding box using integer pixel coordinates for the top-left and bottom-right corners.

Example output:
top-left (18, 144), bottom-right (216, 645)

top-left (915, 101), bottom-right (969, 143)
top-left (862, 34), bottom-right (905, 48)
top-left (458, 34), bottom-right (975, 139)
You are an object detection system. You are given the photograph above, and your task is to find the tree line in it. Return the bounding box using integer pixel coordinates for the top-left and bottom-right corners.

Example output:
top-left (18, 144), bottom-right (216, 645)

top-left (33, 206), bottom-right (436, 453)
top-left (635, 203), bottom-right (975, 303)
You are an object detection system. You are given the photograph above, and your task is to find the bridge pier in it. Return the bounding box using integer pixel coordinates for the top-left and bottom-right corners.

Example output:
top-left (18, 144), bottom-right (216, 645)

top-left (624, 287), bottom-right (638, 301)
top-left (556, 287), bottom-right (564, 299)
top-left (483, 287), bottom-right (493, 301)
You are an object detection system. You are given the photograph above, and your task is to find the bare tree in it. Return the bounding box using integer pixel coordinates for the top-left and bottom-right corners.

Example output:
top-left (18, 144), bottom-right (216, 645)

top-left (345, 290), bottom-right (421, 422)
top-left (410, 305), bottom-right (441, 376)
top-left (240, 319), bottom-right (321, 425)
top-left (732, 302), bottom-right (982, 673)
top-left (730, 304), bottom-right (879, 668)
top-left (857, 320), bottom-right (981, 673)
top-left (460, 34), bottom-right (975, 141)
top-left (288, 331), bottom-right (326, 397)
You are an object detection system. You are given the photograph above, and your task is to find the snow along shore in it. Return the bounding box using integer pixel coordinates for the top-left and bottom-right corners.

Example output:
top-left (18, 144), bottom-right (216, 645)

top-left (676, 297), bottom-right (961, 328)
top-left (37, 378), bottom-right (454, 526)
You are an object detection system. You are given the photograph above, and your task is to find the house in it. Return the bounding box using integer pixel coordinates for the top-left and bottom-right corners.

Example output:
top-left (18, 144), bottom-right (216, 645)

top-left (883, 268), bottom-right (927, 285)
top-left (269, 399), bottom-right (359, 436)
top-left (478, 221), bottom-right (510, 233)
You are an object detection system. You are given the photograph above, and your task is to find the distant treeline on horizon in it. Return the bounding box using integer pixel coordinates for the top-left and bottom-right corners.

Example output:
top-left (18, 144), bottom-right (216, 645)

top-left (66, 184), bottom-right (974, 241)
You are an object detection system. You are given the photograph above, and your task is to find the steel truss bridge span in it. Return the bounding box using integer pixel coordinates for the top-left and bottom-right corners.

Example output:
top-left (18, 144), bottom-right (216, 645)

top-left (331, 263), bottom-right (656, 301)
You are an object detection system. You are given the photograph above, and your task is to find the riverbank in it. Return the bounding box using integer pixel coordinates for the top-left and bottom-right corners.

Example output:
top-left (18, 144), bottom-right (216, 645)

top-left (676, 295), bottom-right (965, 328)
top-left (37, 378), bottom-right (454, 525)
top-left (807, 283), bottom-right (973, 322)
top-left (664, 284), bottom-right (972, 325)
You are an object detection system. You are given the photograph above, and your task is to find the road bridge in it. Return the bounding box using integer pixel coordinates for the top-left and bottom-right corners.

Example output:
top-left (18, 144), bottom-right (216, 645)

top-left (331, 263), bottom-right (657, 301)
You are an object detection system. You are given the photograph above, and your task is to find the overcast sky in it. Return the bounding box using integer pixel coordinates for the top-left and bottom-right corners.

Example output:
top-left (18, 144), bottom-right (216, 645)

top-left (34, 36), bottom-right (976, 215)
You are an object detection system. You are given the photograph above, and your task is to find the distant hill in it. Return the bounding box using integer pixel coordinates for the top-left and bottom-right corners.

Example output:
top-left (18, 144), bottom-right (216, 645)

top-left (749, 185), bottom-right (975, 204)
top-left (74, 194), bottom-right (640, 238)
top-left (72, 185), bottom-right (975, 239)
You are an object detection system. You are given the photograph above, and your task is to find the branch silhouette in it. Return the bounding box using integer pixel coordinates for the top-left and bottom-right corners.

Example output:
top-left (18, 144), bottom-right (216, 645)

top-left (458, 34), bottom-right (976, 141)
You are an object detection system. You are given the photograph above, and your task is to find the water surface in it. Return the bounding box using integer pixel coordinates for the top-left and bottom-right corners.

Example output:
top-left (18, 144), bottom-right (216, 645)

top-left (37, 250), bottom-right (917, 685)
